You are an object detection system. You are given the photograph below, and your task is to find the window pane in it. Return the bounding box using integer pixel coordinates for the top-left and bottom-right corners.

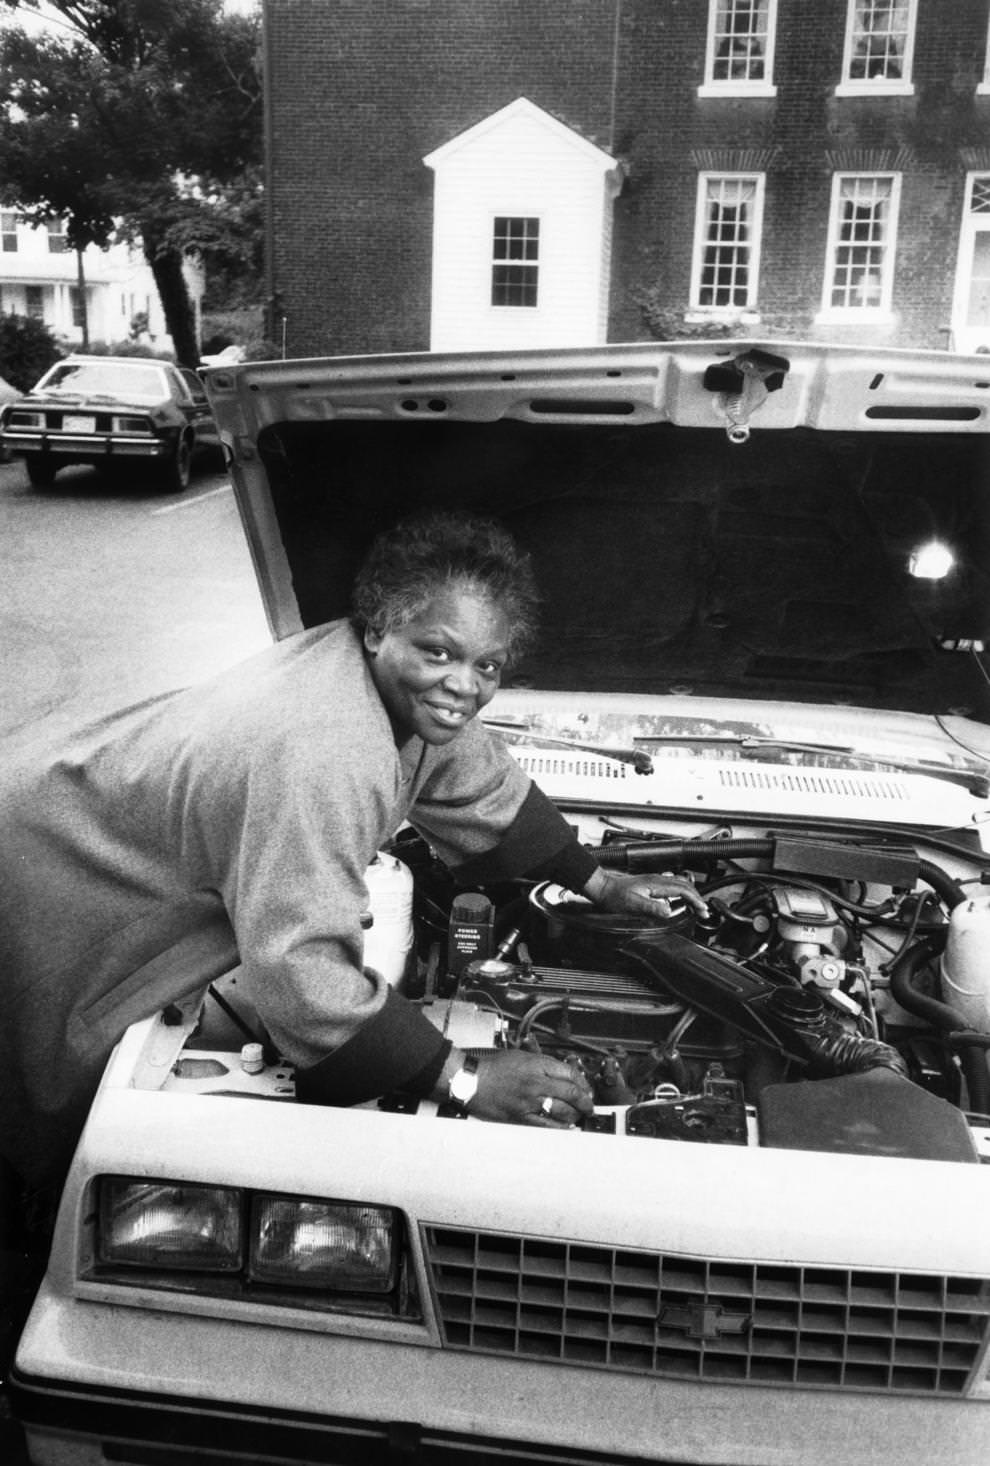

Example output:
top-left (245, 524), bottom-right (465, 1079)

top-left (699, 177), bottom-right (756, 307)
top-left (965, 234), bottom-right (990, 328)
top-left (849, 0), bottom-right (909, 82)
top-left (492, 218), bottom-right (540, 307)
top-left (712, 0), bottom-right (768, 82)
top-left (830, 177), bottom-right (891, 308)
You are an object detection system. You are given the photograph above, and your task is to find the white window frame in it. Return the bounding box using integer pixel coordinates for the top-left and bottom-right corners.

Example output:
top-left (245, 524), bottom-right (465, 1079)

top-left (1, 211), bottom-right (18, 253)
top-left (46, 218), bottom-right (68, 254)
top-left (687, 172), bottom-right (765, 319)
top-left (699, 0), bottom-right (778, 98)
top-left (836, 0), bottom-right (917, 96)
top-left (25, 284), bottom-right (45, 321)
top-left (950, 173), bottom-right (990, 350)
top-left (979, 12), bottom-right (990, 94)
top-left (490, 215), bottom-right (541, 310)
top-left (817, 172), bottom-right (901, 322)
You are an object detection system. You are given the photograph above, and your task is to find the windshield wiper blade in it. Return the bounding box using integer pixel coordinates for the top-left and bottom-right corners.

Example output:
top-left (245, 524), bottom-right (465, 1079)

top-left (486, 723), bottom-right (989, 796)
top-left (483, 720), bottom-right (654, 774)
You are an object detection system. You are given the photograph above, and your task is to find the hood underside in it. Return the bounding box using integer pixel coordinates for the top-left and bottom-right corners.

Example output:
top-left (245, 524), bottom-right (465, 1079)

top-left (205, 341), bottom-right (990, 721)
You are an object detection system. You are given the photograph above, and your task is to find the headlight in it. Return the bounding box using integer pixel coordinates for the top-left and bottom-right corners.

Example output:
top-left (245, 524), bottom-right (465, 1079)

top-left (98, 1179), bottom-right (243, 1272)
top-left (250, 1197), bottom-right (398, 1292)
top-left (90, 1178), bottom-right (416, 1318)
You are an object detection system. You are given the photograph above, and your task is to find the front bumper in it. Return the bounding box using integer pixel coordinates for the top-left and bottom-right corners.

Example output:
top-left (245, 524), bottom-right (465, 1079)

top-left (11, 1286), bottom-right (990, 1466)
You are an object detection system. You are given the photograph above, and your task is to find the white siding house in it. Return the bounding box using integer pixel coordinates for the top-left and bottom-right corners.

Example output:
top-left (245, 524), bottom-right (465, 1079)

top-left (0, 213), bottom-right (203, 351)
top-left (424, 98), bottom-right (622, 352)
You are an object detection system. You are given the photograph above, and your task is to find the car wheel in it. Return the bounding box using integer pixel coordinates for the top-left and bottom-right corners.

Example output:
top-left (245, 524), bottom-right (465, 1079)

top-left (157, 435), bottom-right (193, 493)
top-left (23, 454), bottom-right (56, 488)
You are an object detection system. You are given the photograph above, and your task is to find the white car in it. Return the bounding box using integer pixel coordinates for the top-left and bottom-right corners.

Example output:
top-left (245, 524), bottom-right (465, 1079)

top-left (10, 341), bottom-right (990, 1465)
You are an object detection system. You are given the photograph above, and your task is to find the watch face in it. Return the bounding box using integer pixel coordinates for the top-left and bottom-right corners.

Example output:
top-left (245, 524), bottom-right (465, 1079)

top-left (450, 1066), bottom-right (479, 1106)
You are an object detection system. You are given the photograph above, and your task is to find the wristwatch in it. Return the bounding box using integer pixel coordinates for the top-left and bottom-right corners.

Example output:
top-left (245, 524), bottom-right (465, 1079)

top-left (447, 1053), bottom-right (480, 1111)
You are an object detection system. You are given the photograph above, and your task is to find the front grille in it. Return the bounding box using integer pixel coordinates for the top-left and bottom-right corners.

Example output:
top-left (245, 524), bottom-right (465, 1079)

top-left (422, 1227), bottom-right (990, 1396)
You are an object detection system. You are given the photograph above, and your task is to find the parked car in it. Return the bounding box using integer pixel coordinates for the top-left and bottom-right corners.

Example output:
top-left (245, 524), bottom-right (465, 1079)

top-left (0, 355), bottom-right (221, 492)
top-left (0, 373), bottom-right (20, 463)
top-left (8, 341), bottom-right (990, 1466)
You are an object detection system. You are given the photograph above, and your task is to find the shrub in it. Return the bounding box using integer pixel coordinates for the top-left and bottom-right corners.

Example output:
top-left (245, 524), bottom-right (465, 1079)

top-left (82, 340), bottom-right (174, 360)
top-left (0, 314), bottom-right (62, 391)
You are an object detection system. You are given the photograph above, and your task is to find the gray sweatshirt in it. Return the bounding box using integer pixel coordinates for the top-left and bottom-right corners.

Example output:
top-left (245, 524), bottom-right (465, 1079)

top-left (0, 620), bottom-right (594, 1191)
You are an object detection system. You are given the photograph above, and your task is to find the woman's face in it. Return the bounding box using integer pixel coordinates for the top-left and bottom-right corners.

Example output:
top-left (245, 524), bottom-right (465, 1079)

top-left (364, 583), bottom-right (511, 745)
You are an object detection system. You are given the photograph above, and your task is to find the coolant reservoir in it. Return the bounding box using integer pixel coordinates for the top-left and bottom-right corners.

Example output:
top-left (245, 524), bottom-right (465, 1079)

top-left (941, 895), bottom-right (990, 1031)
top-left (362, 852), bottom-right (415, 990)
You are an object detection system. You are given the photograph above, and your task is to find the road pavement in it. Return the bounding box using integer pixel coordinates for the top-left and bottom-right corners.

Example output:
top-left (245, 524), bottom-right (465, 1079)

top-left (1, 456), bottom-right (271, 736)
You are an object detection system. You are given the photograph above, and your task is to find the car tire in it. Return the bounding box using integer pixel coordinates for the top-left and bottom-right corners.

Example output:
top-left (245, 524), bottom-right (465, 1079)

top-left (23, 454), bottom-right (56, 488)
top-left (157, 435), bottom-right (193, 494)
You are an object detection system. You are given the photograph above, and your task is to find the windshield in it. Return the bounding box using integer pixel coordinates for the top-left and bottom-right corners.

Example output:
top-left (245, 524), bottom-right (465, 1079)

top-left (36, 361), bottom-right (168, 402)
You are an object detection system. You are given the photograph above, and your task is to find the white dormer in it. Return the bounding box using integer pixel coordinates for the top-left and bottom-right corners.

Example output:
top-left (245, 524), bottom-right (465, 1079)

top-left (424, 98), bottom-right (622, 352)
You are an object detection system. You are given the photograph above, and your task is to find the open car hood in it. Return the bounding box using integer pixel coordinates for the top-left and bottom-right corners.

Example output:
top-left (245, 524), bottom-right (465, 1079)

top-left (204, 340), bottom-right (990, 745)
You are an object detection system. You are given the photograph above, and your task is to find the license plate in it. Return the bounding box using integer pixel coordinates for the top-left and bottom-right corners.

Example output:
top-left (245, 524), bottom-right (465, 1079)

top-left (62, 414), bottom-right (96, 433)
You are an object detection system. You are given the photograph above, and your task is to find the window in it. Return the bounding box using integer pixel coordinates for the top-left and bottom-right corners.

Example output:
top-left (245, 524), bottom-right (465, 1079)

top-left (702, 0), bottom-right (777, 92)
top-left (1, 212), bottom-right (17, 252)
top-left (70, 288), bottom-right (87, 329)
top-left (691, 174), bottom-right (765, 311)
top-left (950, 175), bottom-right (990, 351)
top-left (25, 285), bottom-right (44, 321)
top-left (839, 0), bottom-right (916, 92)
top-left (491, 217), bottom-right (540, 307)
top-left (46, 218), bottom-right (67, 253)
top-left (822, 174), bottom-right (900, 316)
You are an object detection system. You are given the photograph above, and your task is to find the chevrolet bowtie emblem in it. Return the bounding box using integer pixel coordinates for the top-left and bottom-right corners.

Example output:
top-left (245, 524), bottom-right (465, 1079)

top-left (657, 1301), bottom-right (752, 1341)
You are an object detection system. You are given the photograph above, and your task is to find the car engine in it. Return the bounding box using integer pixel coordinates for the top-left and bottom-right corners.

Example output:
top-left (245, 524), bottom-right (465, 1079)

top-left (386, 826), bottom-right (990, 1160)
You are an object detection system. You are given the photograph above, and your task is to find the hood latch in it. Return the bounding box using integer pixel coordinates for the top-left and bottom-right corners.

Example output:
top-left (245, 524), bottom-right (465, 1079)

top-left (703, 348), bottom-right (790, 443)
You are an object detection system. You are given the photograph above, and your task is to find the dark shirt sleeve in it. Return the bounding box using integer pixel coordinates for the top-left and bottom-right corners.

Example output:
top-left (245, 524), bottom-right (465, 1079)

top-left (294, 986), bottom-right (450, 1105)
top-left (448, 780), bottom-right (599, 891)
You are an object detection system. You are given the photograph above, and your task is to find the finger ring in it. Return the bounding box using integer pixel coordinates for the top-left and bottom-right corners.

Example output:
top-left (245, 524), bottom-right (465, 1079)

top-left (540, 1095), bottom-right (553, 1117)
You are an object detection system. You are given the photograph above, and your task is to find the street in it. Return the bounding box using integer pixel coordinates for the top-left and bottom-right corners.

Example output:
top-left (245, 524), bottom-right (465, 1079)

top-left (1, 455), bottom-right (271, 737)
top-left (0, 452), bottom-right (272, 1463)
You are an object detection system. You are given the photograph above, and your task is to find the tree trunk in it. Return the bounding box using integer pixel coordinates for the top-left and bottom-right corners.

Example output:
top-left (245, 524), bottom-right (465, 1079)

top-left (75, 248), bottom-right (89, 349)
top-left (143, 240), bottom-right (199, 367)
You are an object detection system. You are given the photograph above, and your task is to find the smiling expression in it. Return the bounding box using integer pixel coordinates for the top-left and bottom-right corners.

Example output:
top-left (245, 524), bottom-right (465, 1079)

top-left (363, 582), bottom-right (511, 745)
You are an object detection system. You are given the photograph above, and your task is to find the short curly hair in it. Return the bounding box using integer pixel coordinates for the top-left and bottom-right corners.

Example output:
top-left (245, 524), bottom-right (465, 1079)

top-left (351, 511), bottom-right (540, 662)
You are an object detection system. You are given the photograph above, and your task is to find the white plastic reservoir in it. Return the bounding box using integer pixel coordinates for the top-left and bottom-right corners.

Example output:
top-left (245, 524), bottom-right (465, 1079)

top-left (941, 895), bottom-right (990, 1032)
top-left (362, 852), bottom-right (415, 990)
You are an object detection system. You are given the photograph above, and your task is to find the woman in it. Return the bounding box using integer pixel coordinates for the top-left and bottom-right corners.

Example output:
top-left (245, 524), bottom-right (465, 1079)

top-left (0, 511), bottom-right (702, 1210)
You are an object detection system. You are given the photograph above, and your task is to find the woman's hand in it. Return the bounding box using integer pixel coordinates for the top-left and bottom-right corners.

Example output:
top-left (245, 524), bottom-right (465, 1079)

top-left (472, 1050), bottom-right (594, 1129)
top-left (581, 866), bottom-right (709, 919)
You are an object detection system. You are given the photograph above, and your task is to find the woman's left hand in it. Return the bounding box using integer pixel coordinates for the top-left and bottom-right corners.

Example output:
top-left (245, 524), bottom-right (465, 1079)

top-left (581, 866), bottom-right (709, 919)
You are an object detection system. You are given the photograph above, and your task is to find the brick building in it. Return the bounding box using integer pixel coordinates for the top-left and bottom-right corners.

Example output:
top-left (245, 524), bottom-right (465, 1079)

top-left (262, 0), bottom-right (990, 358)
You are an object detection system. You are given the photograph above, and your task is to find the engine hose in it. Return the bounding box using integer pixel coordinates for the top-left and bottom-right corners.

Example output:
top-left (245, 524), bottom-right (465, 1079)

top-left (889, 936), bottom-right (990, 1113)
top-left (796, 1024), bottom-right (908, 1080)
top-left (590, 839), bottom-right (968, 909)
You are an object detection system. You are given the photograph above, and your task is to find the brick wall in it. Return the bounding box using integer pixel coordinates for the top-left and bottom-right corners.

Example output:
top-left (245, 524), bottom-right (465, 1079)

top-left (265, 0), bottom-right (990, 357)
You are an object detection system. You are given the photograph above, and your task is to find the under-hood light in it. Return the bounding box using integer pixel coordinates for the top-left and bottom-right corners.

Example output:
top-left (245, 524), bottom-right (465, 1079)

top-left (908, 540), bottom-right (955, 580)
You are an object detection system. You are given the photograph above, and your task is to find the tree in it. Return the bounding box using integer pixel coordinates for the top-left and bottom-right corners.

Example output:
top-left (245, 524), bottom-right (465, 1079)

top-left (0, 1), bottom-right (263, 366)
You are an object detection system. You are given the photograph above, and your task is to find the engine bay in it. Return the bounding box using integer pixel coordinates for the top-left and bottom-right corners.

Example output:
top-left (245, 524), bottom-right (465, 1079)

top-left (154, 818), bottom-right (990, 1165)
top-left (380, 824), bottom-right (990, 1162)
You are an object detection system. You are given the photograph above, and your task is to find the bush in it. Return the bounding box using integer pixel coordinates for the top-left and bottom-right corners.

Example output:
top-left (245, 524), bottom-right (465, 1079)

top-left (242, 338), bottom-right (281, 361)
top-left (201, 307), bottom-right (265, 351)
top-left (82, 340), bottom-right (174, 360)
top-left (0, 314), bottom-right (62, 391)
